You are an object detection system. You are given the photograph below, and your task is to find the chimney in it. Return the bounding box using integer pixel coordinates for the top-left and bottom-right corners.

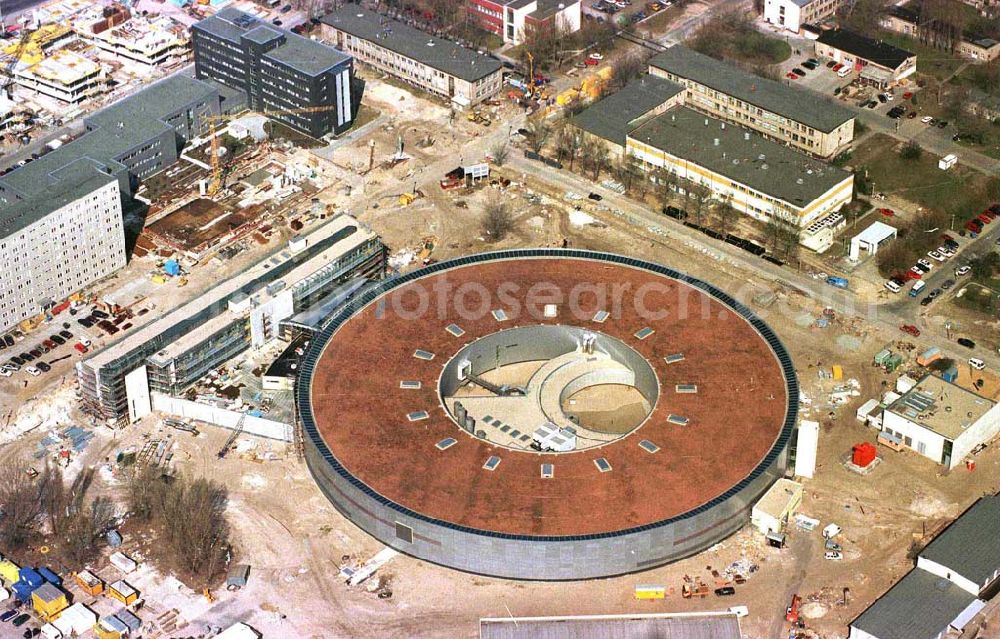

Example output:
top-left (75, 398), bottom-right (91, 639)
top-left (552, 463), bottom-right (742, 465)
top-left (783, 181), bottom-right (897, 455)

top-left (713, 138), bottom-right (719, 146)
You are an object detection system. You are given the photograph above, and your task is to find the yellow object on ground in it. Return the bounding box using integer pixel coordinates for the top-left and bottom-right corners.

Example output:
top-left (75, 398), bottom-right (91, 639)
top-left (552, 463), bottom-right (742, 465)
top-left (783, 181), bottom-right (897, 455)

top-left (832, 365), bottom-right (843, 380)
top-left (635, 585), bottom-right (666, 599)
top-left (0, 559), bottom-right (20, 584)
top-left (75, 569), bottom-right (104, 596)
top-left (398, 193), bottom-right (416, 206)
top-left (151, 274), bottom-right (167, 284)
top-left (107, 580), bottom-right (138, 605)
top-left (32, 583), bottom-right (68, 622)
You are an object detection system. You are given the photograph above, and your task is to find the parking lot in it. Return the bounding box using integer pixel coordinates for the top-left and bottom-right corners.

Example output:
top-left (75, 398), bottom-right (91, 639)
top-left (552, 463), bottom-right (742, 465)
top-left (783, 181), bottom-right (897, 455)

top-left (0, 305), bottom-right (137, 382)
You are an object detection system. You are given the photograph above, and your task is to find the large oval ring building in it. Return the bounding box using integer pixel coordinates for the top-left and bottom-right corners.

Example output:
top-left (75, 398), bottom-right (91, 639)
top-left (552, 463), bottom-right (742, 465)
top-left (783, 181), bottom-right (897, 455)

top-left (296, 250), bottom-right (798, 580)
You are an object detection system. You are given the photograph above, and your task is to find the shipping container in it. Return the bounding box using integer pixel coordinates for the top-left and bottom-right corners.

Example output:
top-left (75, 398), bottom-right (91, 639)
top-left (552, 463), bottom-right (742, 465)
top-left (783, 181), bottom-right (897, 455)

top-left (916, 346), bottom-right (942, 367)
top-left (37, 567), bottom-right (61, 586)
top-left (0, 559), bottom-right (20, 584)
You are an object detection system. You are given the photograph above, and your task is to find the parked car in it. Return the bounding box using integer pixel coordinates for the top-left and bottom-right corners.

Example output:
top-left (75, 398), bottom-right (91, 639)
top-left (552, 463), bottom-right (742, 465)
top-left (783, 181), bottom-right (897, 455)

top-left (941, 279), bottom-right (956, 290)
top-left (91, 309), bottom-right (109, 319)
top-left (0, 610), bottom-right (17, 622)
top-left (879, 207), bottom-right (894, 217)
top-left (900, 324), bottom-right (921, 337)
top-left (824, 539), bottom-right (842, 551)
top-left (970, 358), bottom-right (986, 370)
top-left (714, 586), bottom-right (736, 596)
top-left (11, 614), bottom-right (29, 627)
top-left (20, 352), bottom-right (34, 362)
top-left (917, 258), bottom-right (933, 270)
top-left (3, 335), bottom-right (12, 347)
top-left (59, 330), bottom-right (72, 339)
top-left (25, 366), bottom-right (39, 377)
top-left (50, 335), bottom-right (65, 345)
top-left (42, 339), bottom-right (56, 350)
top-left (877, 93), bottom-right (888, 103)
top-left (958, 337), bottom-right (976, 349)
top-left (792, 67), bottom-right (806, 76)
top-left (73, 343), bottom-right (88, 354)
top-left (928, 250), bottom-right (946, 262)
top-left (824, 551), bottom-right (843, 561)
top-left (36, 362), bottom-right (50, 373)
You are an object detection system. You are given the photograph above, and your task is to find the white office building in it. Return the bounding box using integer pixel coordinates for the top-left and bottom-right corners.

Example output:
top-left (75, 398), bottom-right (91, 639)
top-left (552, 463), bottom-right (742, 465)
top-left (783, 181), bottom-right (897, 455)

top-left (0, 161), bottom-right (125, 334)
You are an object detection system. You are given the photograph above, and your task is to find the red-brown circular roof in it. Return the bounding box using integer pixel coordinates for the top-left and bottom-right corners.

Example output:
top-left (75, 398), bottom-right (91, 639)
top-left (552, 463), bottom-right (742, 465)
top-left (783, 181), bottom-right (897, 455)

top-left (309, 256), bottom-right (789, 537)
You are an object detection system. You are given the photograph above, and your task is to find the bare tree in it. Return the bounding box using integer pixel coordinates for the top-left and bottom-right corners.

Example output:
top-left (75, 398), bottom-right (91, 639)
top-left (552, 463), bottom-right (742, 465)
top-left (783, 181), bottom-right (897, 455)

top-left (490, 140), bottom-right (510, 166)
top-left (526, 116), bottom-right (552, 154)
top-left (687, 180), bottom-right (713, 227)
top-left (579, 137), bottom-right (609, 180)
top-left (0, 463), bottom-right (47, 549)
top-left (482, 201), bottom-right (514, 241)
top-left (607, 51), bottom-right (648, 92)
top-left (554, 125), bottom-right (581, 170)
top-left (713, 195), bottom-right (739, 236)
top-left (654, 167), bottom-right (676, 212)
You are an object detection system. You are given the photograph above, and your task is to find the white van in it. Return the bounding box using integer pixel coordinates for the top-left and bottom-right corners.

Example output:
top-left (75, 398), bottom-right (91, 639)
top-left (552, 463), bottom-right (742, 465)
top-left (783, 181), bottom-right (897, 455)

top-left (884, 280), bottom-right (901, 293)
top-left (837, 66), bottom-right (852, 78)
top-left (970, 358), bottom-right (986, 370)
top-left (822, 523), bottom-right (842, 539)
top-left (910, 280), bottom-right (926, 297)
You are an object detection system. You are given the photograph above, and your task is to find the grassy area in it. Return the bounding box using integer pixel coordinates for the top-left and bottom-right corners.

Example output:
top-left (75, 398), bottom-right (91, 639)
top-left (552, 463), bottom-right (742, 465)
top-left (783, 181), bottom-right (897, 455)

top-left (877, 32), bottom-right (965, 81)
top-left (851, 134), bottom-right (992, 214)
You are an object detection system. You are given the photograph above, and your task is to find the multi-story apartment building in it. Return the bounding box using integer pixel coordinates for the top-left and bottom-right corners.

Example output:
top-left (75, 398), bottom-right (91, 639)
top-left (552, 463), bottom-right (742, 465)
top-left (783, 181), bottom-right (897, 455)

top-left (14, 50), bottom-right (107, 104)
top-left (763, 0), bottom-right (847, 33)
top-left (77, 215), bottom-right (386, 423)
top-left (648, 46), bottom-right (855, 158)
top-left (627, 107), bottom-right (854, 234)
top-left (466, 0), bottom-right (582, 44)
top-left (192, 7), bottom-right (356, 138)
top-left (0, 159), bottom-right (125, 333)
top-left (321, 9), bottom-right (504, 109)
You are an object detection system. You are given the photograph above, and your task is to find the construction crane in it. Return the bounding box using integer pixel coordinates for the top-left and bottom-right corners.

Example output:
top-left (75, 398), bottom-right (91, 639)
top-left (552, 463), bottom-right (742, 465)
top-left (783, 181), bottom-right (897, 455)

top-left (217, 412), bottom-right (247, 459)
top-left (1, 27), bottom-right (34, 100)
top-left (525, 51), bottom-right (535, 99)
top-left (201, 104), bottom-right (340, 196)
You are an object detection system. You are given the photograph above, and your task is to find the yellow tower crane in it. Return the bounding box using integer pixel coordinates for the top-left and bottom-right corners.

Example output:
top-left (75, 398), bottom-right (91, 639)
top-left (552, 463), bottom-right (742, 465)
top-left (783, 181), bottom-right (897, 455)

top-left (201, 104), bottom-right (341, 196)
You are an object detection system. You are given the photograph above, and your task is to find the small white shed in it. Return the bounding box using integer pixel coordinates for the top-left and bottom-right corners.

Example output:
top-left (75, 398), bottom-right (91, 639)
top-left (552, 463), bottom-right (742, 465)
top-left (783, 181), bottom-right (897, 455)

top-left (850, 221), bottom-right (898, 261)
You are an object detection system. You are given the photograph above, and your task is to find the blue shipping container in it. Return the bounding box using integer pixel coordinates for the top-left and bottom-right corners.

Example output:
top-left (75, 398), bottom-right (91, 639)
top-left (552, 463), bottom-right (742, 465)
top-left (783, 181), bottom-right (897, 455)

top-left (37, 567), bottom-right (61, 586)
top-left (11, 581), bottom-right (33, 602)
top-left (19, 568), bottom-right (43, 587)
top-left (942, 367), bottom-right (959, 382)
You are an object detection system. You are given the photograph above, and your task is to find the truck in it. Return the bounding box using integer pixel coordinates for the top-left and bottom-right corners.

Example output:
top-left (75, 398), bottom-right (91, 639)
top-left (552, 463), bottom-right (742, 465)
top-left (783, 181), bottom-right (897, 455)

top-left (909, 280), bottom-right (926, 297)
top-left (826, 276), bottom-right (849, 289)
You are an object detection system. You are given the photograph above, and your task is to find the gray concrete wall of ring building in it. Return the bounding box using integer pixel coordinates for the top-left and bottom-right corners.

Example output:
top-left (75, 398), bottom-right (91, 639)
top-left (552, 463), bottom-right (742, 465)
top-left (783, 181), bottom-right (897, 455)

top-left (305, 437), bottom-right (787, 580)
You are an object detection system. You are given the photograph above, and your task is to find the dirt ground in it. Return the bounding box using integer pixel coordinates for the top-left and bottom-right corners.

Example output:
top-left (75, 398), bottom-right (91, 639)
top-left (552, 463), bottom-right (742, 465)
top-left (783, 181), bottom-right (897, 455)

top-left (3, 78), bottom-right (1000, 639)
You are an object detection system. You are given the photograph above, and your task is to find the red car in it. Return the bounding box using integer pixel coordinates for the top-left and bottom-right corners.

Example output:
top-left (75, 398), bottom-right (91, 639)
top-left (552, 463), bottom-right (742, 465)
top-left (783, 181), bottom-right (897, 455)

top-left (832, 63), bottom-right (844, 71)
top-left (978, 213), bottom-right (992, 224)
top-left (967, 220), bottom-right (983, 232)
top-left (786, 72), bottom-right (798, 80)
top-left (900, 324), bottom-right (921, 337)
top-left (907, 268), bottom-right (923, 280)
top-left (879, 208), bottom-right (895, 217)
top-left (584, 57), bottom-right (599, 66)
top-left (903, 91), bottom-right (913, 99)
top-left (42, 339), bottom-right (56, 350)
top-left (73, 343), bottom-right (87, 354)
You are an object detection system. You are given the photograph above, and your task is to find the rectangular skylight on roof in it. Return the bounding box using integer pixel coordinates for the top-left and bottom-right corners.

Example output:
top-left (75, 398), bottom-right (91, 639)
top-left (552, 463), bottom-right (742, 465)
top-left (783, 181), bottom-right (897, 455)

top-left (675, 384), bottom-right (698, 394)
top-left (445, 323), bottom-right (465, 337)
top-left (634, 327), bottom-right (655, 340)
top-left (483, 415), bottom-right (493, 422)
top-left (541, 463), bottom-right (554, 478)
top-left (510, 429), bottom-right (521, 438)
top-left (483, 456), bottom-right (501, 471)
top-left (492, 309), bottom-right (509, 321)
top-left (639, 439), bottom-right (660, 453)
top-left (413, 349), bottom-right (435, 360)
top-left (594, 457), bottom-right (612, 472)
top-left (400, 380), bottom-right (422, 390)
top-left (492, 419), bottom-right (503, 427)
top-left (435, 437), bottom-right (457, 450)
top-left (667, 414), bottom-right (690, 426)
top-left (593, 310), bottom-right (610, 323)
top-left (664, 353), bottom-right (685, 364)
top-left (407, 410), bottom-right (429, 422)
top-left (500, 425), bottom-right (510, 433)
top-left (519, 434), bottom-right (530, 442)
